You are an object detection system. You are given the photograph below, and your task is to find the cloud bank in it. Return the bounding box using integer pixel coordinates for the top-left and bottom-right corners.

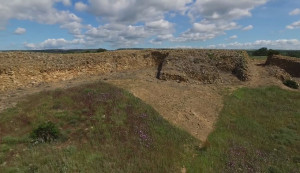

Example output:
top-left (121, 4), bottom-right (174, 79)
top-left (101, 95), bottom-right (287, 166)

top-left (7, 0), bottom-right (298, 50)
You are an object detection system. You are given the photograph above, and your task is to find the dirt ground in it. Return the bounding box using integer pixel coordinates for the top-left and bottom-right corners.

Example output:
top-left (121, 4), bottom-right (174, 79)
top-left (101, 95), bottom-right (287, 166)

top-left (0, 57), bottom-right (298, 142)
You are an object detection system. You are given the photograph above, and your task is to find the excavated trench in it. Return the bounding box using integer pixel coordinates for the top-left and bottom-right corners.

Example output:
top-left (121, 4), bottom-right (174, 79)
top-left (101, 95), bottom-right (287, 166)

top-left (152, 51), bottom-right (169, 79)
top-left (0, 49), bottom-right (256, 141)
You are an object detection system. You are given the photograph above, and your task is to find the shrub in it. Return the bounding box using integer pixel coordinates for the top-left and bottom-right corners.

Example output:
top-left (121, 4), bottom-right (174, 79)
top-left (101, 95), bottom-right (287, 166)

top-left (283, 80), bottom-right (299, 89)
top-left (30, 121), bottom-right (60, 143)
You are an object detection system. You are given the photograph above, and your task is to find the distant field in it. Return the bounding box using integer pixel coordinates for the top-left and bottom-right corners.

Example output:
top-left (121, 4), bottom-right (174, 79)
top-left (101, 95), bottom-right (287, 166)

top-left (250, 56), bottom-right (267, 60)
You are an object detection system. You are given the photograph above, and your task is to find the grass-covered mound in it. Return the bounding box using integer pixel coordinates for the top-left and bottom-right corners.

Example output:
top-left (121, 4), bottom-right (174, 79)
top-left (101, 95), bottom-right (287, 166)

top-left (189, 87), bottom-right (300, 172)
top-left (0, 82), bottom-right (198, 172)
top-left (1, 83), bottom-right (299, 172)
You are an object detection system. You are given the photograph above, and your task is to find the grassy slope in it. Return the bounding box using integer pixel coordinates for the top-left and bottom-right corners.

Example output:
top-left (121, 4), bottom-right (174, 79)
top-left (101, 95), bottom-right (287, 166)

top-left (189, 87), bottom-right (300, 172)
top-left (0, 83), bottom-right (299, 172)
top-left (0, 82), bottom-right (198, 172)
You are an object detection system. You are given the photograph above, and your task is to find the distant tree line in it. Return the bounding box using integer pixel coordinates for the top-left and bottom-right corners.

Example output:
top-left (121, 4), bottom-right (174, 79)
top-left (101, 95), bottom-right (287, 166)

top-left (251, 47), bottom-right (279, 56)
top-left (248, 47), bottom-right (300, 58)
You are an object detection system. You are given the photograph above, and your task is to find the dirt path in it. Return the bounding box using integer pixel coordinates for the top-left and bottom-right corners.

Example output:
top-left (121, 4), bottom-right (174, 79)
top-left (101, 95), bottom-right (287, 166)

top-left (245, 59), bottom-right (283, 87)
top-left (0, 59), bottom-right (298, 142)
top-left (105, 68), bottom-right (223, 141)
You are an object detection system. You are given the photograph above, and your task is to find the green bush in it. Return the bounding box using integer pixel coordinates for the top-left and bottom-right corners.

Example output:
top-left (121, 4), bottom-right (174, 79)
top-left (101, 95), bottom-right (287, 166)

top-left (283, 80), bottom-right (299, 89)
top-left (30, 121), bottom-right (60, 143)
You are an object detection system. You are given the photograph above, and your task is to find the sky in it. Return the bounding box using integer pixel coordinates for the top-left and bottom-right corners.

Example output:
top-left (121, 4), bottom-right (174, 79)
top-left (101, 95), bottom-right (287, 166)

top-left (0, 0), bottom-right (300, 50)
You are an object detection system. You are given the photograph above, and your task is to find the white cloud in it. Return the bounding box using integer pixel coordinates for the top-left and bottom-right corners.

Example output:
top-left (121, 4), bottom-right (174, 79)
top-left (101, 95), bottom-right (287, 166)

top-left (242, 25), bottom-right (253, 31)
top-left (0, 0), bottom-right (81, 31)
top-left (83, 20), bottom-right (175, 47)
top-left (208, 39), bottom-right (300, 50)
top-left (60, 0), bottom-right (71, 6)
top-left (150, 34), bottom-right (174, 44)
top-left (85, 24), bottom-right (150, 47)
top-left (289, 8), bottom-right (300, 16)
top-left (60, 21), bottom-right (84, 36)
top-left (188, 0), bottom-right (268, 21)
top-left (14, 27), bottom-right (26, 35)
top-left (229, 35), bottom-right (238, 39)
top-left (84, 0), bottom-right (192, 23)
top-left (175, 21), bottom-right (240, 42)
top-left (174, 0), bottom-right (267, 43)
top-left (75, 2), bottom-right (88, 11)
top-left (24, 38), bottom-right (85, 49)
top-left (145, 19), bottom-right (174, 31)
top-left (286, 20), bottom-right (300, 29)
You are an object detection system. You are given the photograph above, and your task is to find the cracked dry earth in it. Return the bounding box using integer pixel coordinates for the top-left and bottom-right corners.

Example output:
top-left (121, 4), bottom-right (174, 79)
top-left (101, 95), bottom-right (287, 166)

top-left (0, 58), bottom-right (298, 142)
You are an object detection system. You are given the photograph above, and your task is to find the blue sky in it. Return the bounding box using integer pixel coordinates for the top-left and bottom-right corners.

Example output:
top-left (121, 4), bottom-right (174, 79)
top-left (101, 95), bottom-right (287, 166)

top-left (0, 0), bottom-right (300, 50)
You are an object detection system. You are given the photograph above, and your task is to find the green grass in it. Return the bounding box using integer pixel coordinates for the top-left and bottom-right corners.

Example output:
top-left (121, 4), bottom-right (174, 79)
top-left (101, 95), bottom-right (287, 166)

top-left (250, 56), bottom-right (267, 60)
top-left (188, 87), bottom-right (300, 172)
top-left (0, 82), bottom-right (198, 172)
top-left (1, 83), bottom-right (299, 172)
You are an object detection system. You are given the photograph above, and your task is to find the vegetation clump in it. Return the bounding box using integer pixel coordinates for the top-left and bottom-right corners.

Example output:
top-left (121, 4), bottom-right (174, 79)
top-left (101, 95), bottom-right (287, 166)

top-left (30, 121), bottom-right (60, 143)
top-left (283, 79), bottom-right (299, 89)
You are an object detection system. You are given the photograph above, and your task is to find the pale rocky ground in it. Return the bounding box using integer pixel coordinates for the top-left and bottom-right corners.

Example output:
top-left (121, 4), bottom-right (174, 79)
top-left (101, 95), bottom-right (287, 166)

top-left (0, 50), bottom-right (298, 142)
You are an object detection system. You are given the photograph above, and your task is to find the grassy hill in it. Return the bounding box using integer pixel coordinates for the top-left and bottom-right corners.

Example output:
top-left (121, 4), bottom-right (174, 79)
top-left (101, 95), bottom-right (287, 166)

top-left (0, 82), bottom-right (198, 172)
top-left (0, 82), bottom-right (299, 172)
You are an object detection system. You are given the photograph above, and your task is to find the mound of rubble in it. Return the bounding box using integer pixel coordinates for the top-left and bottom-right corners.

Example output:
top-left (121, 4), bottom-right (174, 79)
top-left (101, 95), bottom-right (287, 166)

top-left (154, 49), bottom-right (250, 84)
top-left (0, 49), bottom-right (250, 92)
top-left (266, 55), bottom-right (300, 77)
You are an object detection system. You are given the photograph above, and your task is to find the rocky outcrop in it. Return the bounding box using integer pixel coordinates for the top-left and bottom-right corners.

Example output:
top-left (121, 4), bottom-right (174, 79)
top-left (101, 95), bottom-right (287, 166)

top-left (266, 55), bottom-right (300, 77)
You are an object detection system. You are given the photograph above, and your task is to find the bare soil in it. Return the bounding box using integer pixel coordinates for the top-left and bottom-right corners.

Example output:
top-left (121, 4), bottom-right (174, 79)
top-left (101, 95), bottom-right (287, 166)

top-left (0, 51), bottom-right (298, 142)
